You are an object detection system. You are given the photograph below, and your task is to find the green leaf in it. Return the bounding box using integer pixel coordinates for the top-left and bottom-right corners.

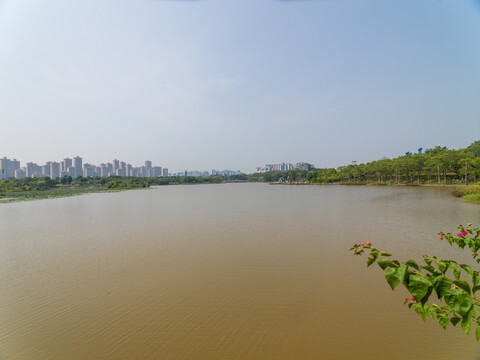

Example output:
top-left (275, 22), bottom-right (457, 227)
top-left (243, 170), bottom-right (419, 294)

top-left (444, 289), bottom-right (473, 317)
top-left (366, 256), bottom-right (375, 267)
top-left (421, 286), bottom-right (434, 305)
top-left (433, 259), bottom-right (447, 274)
top-left (423, 255), bottom-right (431, 265)
top-left (381, 252), bottom-right (392, 257)
top-left (431, 275), bottom-right (452, 299)
top-left (385, 268), bottom-right (400, 290)
top-left (473, 271), bottom-right (479, 286)
top-left (377, 258), bottom-right (390, 270)
top-left (395, 265), bottom-right (407, 284)
top-left (461, 317), bottom-right (472, 335)
top-left (461, 264), bottom-right (473, 280)
top-left (437, 313), bottom-right (449, 329)
top-left (449, 263), bottom-right (461, 280)
top-left (472, 285), bottom-right (480, 294)
top-left (450, 317), bottom-right (461, 327)
top-left (454, 280), bottom-right (471, 294)
top-left (470, 307), bottom-right (478, 319)
top-left (407, 275), bottom-right (432, 302)
top-left (425, 305), bottom-right (436, 319)
top-left (476, 327), bottom-right (480, 342)
top-left (420, 265), bottom-right (437, 274)
top-left (405, 260), bottom-right (420, 271)
top-left (413, 304), bottom-right (426, 321)
top-left (370, 249), bottom-right (379, 258)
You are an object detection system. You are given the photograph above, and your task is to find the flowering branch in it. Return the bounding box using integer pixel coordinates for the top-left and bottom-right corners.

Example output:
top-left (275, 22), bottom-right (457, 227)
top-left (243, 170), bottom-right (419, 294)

top-left (351, 224), bottom-right (480, 340)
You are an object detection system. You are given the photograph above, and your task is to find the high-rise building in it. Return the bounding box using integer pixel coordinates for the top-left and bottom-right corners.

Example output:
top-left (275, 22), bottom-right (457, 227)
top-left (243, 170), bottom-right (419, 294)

top-left (99, 164), bottom-right (108, 177)
top-left (115, 161), bottom-right (126, 176)
top-left (83, 164), bottom-right (94, 177)
top-left (49, 162), bottom-right (60, 179)
top-left (12, 159), bottom-right (20, 172)
top-left (106, 163), bottom-right (113, 175)
top-left (15, 168), bottom-right (25, 179)
top-left (294, 162), bottom-right (314, 171)
top-left (145, 160), bottom-right (152, 170)
top-left (62, 158), bottom-right (72, 172)
top-left (26, 162), bottom-right (41, 178)
top-left (0, 157), bottom-right (20, 179)
top-left (112, 159), bottom-right (119, 174)
top-left (73, 156), bottom-right (82, 177)
top-left (0, 157), bottom-right (12, 179)
top-left (42, 164), bottom-right (50, 177)
top-left (162, 168), bottom-right (168, 176)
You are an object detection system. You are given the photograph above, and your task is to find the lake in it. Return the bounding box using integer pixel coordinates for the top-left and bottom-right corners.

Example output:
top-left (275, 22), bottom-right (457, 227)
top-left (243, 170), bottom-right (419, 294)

top-left (0, 183), bottom-right (479, 359)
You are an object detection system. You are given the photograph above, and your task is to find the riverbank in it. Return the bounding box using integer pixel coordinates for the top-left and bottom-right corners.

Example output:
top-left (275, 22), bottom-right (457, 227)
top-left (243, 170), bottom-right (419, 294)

top-left (452, 185), bottom-right (480, 204)
top-left (0, 187), bottom-right (131, 204)
top-left (2, 181), bottom-right (479, 205)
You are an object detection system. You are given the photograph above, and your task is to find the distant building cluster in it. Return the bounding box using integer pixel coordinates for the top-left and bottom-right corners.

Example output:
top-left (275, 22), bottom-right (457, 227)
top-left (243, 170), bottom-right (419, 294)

top-left (294, 162), bottom-right (315, 171)
top-left (0, 156), bottom-right (246, 180)
top-left (256, 163), bottom-right (294, 173)
top-left (256, 162), bottom-right (314, 173)
top-left (0, 156), bottom-right (169, 180)
top-left (211, 169), bottom-right (243, 176)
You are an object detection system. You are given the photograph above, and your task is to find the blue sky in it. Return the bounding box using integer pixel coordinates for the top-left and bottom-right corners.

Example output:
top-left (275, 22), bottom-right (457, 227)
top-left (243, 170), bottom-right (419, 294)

top-left (0, 0), bottom-right (479, 172)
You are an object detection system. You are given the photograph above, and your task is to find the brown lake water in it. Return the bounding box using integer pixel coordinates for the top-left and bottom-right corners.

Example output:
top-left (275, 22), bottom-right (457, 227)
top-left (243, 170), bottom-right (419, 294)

top-left (0, 183), bottom-right (479, 359)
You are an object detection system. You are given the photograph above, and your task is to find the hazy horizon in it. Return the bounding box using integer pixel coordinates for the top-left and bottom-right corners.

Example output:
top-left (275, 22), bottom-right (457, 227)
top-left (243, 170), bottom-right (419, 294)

top-left (1, 0), bottom-right (479, 173)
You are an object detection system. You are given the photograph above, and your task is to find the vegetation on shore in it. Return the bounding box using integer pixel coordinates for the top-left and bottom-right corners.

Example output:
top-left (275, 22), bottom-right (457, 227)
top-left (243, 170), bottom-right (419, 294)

top-left (0, 188), bottom-right (121, 203)
top-left (452, 186), bottom-right (480, 204)
top-left (0, 175), bottom-right (224, 203)
top-left (234, 141), bottom-right (480, 186)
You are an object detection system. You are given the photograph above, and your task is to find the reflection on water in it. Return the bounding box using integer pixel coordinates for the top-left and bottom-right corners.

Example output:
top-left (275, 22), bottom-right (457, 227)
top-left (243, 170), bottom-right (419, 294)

top-left (0, 184), bottom-right (479, 359)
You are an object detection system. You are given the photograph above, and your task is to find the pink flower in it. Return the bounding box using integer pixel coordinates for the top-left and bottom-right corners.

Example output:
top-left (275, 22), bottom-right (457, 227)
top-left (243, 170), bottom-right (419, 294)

top-left (462, 230), bottom-right (468, 236)
top-left (366, 241), bottom-right (371, 246)
top-left (439, 236), bottom-right (443, 240)
top-left (457, 233), bottom-right (464, 237)
top-left (411, 296), bottom-right (415, 301)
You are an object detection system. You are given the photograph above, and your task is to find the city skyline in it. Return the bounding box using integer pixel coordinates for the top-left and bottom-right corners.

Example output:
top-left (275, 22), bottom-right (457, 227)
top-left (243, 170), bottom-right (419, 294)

top-left (0, 155), bottom-right (247, 180)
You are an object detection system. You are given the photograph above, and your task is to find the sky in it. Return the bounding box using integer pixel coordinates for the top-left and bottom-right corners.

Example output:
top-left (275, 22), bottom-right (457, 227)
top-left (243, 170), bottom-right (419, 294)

top-left (0, 0), bottom-right (479, 173)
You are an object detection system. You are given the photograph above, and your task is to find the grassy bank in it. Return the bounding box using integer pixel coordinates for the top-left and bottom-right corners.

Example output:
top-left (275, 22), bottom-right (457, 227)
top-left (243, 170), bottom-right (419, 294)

top-left (0, 187), bottom-right (126, 204)
top-left (452, 185), bottom-right (480, 204)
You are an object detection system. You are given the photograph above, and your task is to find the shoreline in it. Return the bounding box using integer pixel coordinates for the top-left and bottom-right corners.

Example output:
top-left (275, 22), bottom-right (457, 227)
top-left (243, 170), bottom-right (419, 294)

top-left (1, 182), bottom-right (478, 205)
top-left (0, 187), bottom-right (138, 204)
top-left (268, 182), bottom-right (462, 188)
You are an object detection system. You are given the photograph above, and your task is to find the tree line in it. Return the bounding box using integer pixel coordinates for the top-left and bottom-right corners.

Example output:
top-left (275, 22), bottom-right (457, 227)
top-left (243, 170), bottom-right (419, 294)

top-left (230, 141), bottom-right (480, 185)
top-left (0, 175), bottom-right (224, 194)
